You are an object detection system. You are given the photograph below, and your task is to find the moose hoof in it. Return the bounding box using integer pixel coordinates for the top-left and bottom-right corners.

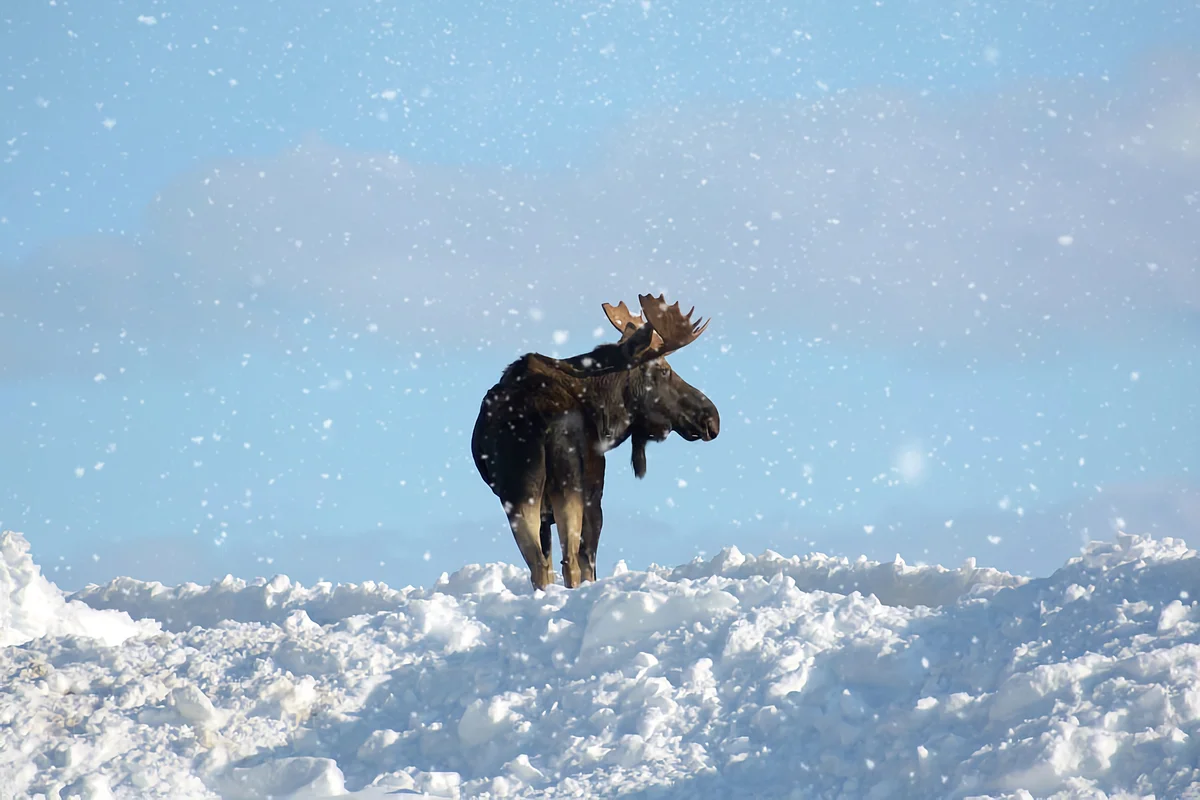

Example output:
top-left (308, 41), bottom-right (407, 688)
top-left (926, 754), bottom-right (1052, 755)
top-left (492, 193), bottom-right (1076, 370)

top-left (531, 566), bottom-right (556, 591)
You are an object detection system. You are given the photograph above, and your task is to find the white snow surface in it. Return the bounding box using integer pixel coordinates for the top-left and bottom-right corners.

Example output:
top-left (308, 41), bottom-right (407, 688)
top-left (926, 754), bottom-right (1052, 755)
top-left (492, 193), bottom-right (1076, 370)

top-left (5, 530), bottom-right (1200, 799)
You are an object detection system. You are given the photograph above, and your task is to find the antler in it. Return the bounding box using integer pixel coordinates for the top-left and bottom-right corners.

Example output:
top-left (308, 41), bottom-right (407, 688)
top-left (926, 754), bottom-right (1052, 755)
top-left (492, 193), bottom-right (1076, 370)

top-left (601, 300), bottom-right (643, 332)
top-left (596, 294), bottom-right (709, 367)
top-left (601, 300), bottom-right (665, 348)
top-left (637, 293), bottom-right (710, 358)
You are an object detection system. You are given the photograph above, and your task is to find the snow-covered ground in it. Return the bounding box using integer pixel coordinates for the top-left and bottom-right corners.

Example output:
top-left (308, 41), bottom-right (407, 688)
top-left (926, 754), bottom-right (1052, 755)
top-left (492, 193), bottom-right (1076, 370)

top-left (4, 529), bottom-right (1200, 799)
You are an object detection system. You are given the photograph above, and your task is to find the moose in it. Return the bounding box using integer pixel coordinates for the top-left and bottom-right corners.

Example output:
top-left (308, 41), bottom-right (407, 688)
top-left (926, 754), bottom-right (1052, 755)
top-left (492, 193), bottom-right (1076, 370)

top-left (471, 294), bottom-right (720, 589)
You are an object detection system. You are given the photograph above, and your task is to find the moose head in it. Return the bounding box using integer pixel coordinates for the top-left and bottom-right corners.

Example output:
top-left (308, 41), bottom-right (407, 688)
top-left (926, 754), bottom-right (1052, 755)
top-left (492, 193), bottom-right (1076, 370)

top-left (596, 295), bottom-right (720, 476)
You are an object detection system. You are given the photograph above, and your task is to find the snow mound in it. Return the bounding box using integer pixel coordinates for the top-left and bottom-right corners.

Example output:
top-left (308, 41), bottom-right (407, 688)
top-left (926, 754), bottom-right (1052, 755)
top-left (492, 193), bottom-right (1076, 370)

top-left (71, 546), bottom-right (1020, 633)
top-left (4, 531), bottom-right (1200, 799)
top-left (1, 530), bottom-right (157, 647)
top-left (664, 543), bottom-right (1026, 607)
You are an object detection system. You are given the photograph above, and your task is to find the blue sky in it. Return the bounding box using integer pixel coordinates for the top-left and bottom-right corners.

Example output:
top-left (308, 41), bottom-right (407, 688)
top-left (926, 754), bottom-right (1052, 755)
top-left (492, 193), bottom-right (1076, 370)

top-left (2, 1), bottom-right (1197, 589)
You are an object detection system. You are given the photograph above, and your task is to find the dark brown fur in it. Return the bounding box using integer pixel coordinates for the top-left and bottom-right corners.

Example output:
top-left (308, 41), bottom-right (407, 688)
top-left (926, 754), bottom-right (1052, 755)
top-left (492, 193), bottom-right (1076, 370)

top-left (471, 299), bottom-right (719, 589)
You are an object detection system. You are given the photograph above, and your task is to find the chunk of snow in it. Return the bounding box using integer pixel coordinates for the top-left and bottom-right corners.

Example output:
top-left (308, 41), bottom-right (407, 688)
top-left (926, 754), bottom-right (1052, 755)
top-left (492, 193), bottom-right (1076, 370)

top-left (216, 757), bottom-right (345, 800)
top-left (1, 530), bottom-right (155, 647)
top-left (170, 684), bottom-right (227, 729)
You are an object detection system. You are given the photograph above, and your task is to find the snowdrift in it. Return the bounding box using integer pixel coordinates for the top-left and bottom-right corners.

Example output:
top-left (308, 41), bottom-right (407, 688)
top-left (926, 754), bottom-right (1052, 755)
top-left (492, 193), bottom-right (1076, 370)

top-left (4, 529), bottom-right (1200, 799)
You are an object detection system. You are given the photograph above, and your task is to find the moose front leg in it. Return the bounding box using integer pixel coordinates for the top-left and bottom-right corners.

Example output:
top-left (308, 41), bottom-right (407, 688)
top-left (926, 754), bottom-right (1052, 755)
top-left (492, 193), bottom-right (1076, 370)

top-left (579, 445), bottom-right (606, 583)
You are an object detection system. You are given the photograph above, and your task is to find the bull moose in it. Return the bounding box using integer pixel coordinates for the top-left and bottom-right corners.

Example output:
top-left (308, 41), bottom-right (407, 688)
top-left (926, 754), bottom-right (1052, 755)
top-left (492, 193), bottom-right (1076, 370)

top-left (471, 294), bottom-right (720, 589)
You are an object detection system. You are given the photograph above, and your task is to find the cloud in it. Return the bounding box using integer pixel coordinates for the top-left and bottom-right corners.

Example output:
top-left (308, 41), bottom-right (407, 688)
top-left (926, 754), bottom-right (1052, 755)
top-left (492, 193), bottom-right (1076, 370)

top-left (3, 54), bottom-right (1198, 381)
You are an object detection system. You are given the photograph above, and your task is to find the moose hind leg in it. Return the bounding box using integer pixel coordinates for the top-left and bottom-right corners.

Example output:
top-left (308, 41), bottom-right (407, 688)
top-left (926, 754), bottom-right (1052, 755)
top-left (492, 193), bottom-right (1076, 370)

top-left (540, 505), bottom-right (555, 564)
top-left (545, 412), bottom-right (588, 588)
top-left (549, 490), bottom-right (584, 588)
top-left (483, 413), bottom-right (554, 590)
top-left (579, 445), bottom-right (606, 583)
top-left (579, 500), bottom-right (602, 584)
top-left (507, 498), bottom-right (555, 590)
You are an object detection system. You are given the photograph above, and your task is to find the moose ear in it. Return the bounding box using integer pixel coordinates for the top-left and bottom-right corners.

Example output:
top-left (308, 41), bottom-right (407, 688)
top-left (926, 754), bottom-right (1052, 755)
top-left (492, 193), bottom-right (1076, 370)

top-left (618, 320), bottom-right (658, 363)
